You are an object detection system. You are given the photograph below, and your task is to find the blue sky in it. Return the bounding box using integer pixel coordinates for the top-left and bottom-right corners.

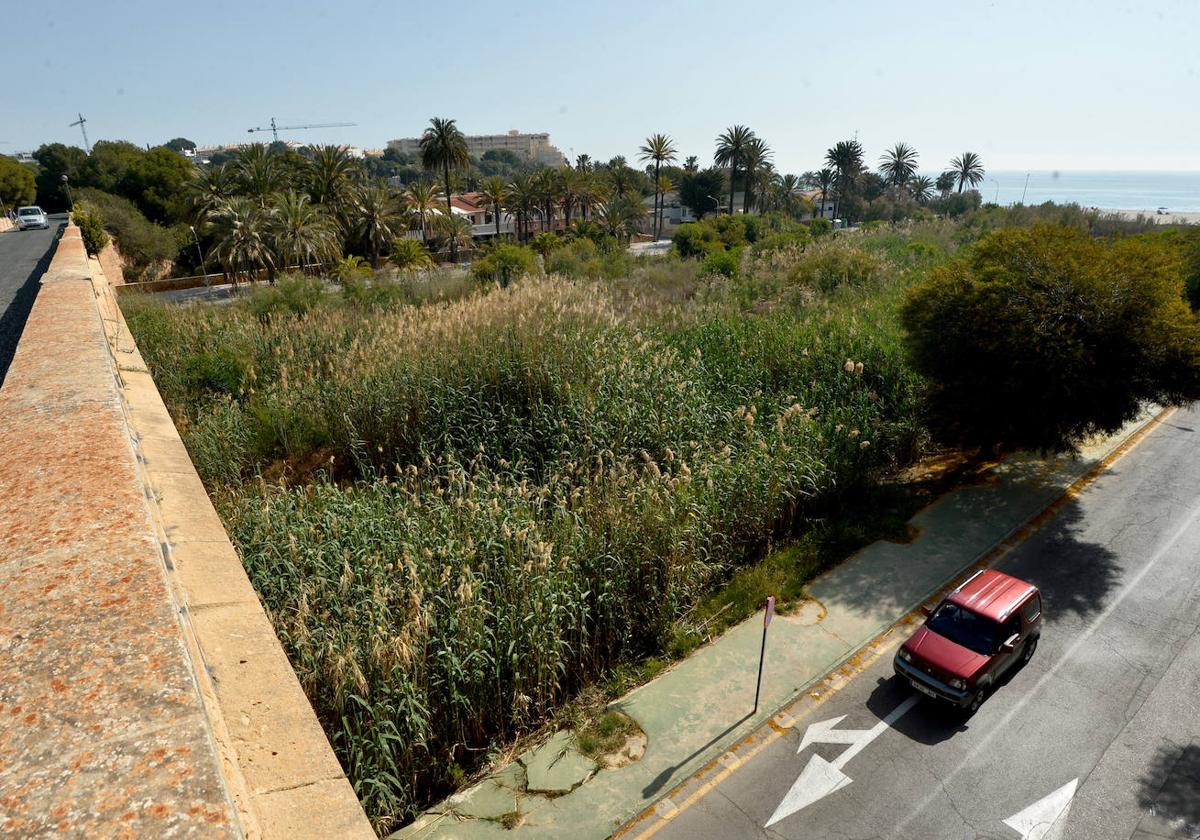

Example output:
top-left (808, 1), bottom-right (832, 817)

top-left (3, 0), bottom-right (1197, 173)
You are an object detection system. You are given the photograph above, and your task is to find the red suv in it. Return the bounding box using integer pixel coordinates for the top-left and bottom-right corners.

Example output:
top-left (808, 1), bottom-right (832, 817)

top-left (894, 569), bottom-right (1042, 713)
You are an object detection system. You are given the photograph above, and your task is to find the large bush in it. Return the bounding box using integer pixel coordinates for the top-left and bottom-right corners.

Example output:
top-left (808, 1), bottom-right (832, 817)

top-left (903, 225), bottom-right (1200, 452)
top-left (71, 202), bottom-right (110, 255)
top-left (0, 154), bottom-right (36, 209)
top-left (672, 222), bottom-right (721, 258)
top-left (75, 188), bottom-right (181, 280)
top-left (470, 243), bottom-right (538, 287)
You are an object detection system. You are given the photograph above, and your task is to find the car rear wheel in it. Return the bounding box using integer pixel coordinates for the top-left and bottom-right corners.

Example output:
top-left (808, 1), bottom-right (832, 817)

top-left (1021, 636), bottom-right (1038, 664)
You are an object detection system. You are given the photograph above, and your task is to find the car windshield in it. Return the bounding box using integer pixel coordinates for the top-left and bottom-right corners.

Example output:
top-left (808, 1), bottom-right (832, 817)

top-left (19, 209), bottom-right (40, 216)
top-left (926, 602), bottom-right (1001, 655)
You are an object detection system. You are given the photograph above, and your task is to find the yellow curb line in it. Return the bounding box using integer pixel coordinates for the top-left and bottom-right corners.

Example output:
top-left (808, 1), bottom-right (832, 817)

top-left (616, 406), bottom-right (1174, 839)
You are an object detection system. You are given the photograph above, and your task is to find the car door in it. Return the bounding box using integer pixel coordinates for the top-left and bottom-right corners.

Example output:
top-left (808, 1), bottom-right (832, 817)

top-left (995, 615), bottom-right (1022, 676)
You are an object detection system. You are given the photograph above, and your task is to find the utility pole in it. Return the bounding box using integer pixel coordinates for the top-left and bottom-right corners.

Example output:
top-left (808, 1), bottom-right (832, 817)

top-left (69, 114), bottom-right (91, 153)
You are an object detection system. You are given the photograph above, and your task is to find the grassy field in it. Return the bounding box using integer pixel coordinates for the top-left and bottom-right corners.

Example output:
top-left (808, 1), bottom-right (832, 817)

top-left (123, 223), bottom-right (952, 831)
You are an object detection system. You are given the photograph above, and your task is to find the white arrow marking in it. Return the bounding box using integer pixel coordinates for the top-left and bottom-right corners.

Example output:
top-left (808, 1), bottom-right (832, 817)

top-left (765, 694), bottom-right (919, 827)
top-left (1002, 779), bottom-right (1078, 840)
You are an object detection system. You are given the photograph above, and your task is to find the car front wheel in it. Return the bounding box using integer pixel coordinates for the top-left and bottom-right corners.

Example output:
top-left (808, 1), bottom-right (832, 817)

top-left (1021, 636), bottom-right (1038, 664)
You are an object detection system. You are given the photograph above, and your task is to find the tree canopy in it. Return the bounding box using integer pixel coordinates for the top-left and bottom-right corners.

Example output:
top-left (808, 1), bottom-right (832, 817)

top-left (902, 225), bottom-right (1200, 453)
top-left (0, 154), bottom-right (36, 209)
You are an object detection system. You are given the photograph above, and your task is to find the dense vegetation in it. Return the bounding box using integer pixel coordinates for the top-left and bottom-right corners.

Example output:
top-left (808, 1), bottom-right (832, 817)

top-left (124, 204), bottom-right (1200, 830)
top-left (904, 224), bottom-right (1200, 451)
top-left (126, 223), bottom-right (936, 830)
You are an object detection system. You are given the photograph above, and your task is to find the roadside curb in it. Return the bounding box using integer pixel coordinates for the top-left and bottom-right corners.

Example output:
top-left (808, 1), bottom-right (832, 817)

top-left (614, 405), bottom-right (1174, 839)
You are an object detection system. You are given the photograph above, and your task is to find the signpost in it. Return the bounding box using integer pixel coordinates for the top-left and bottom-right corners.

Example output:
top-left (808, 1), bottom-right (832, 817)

top-left (753, 595), bottom-right (775, 714)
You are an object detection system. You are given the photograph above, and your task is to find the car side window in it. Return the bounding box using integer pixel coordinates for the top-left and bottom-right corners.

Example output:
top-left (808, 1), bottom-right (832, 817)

top-left (1021, 594), bottom-right (1041, 624)
top-left (999, 617), bottom-right (1020, 651)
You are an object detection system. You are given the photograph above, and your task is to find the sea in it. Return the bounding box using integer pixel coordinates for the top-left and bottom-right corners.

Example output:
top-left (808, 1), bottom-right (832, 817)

top-left (963, 171), bottom-right (1200, 213)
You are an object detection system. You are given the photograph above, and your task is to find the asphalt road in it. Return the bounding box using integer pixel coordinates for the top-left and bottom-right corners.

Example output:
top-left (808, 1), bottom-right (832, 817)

top-left (0, 215), bottom-right (65, 385)
top-left (653, 409), bottom-right (1200, 840)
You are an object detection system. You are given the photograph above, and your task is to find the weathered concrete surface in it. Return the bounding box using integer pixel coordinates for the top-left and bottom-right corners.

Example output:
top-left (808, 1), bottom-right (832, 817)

top-left (521, 732), bottom-right (597, 795)
top-left (0, 228), bottom-right (240, 836)
top-left (0, 228), bottom-right (374, 839)
top-left (98, 253), bottom-right (374, 838)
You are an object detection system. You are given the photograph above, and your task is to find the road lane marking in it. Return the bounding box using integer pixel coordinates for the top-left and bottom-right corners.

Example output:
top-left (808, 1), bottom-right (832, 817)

top-left (1003, 779), bottom-right (1078, 840)
top-left (766, 695), bottom-right (920, 827)
top-left (618, 408), bottom-right (1174, 839)
top-left (895, 489), bottom-right (1200, 835)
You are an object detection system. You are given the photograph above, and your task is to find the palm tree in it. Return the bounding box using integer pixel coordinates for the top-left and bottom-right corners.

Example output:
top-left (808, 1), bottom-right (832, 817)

top-left (824, 140), bottom-right (865, 221)
top-left (596, 195), bottom-right (646, 245)
top-left (419, 117), bottom-right (471, 261)
top-left (506, 174), bottom-right (537, 241)
top-left (655, 173), bottom-right (675, 234)
top-left (638, 133), bottom-right (677, 239)
top-left (356, 183), bottom-right (403, 269)
top-left (714, 125), bottom-right (755, 215)
top-left (270, 190), bottom-right (340, 272)
top-left (909, 175), bottom-right (934, 204)
top-left (879, 142), bottom-right (919, 188)
top-left (234, 144), bottom-right (287, 206)
top-left (936, 171), bottom-right (958, 195)
top-left (391, 238), bottom-right (434, 272)
top-left (742, 137), bottom-right (773, 213)
top-left (573, 172), bottom-right (604, 222)
top-left (208, 196), bottom-right (275, 285)
top-left (432, 212), bottom-right (474, 259)
top-left (683, 155), bottom-right (699, 173)
top-left (575, 153), bottom-right (592, 172)
top-left (305, 145), bottom-right (361, 210)
top-left (949, 152), bottom-right (985, 193)
top-left (402, 181), bottom-right (440, 243)
top-left (775, 173), bottom-right (800, 215)
top-left (532, 168), bottom-right (560, 232)
top-left (187, 164), bottom-right (236, 223)
top-left (478, 175), bottom-right (508, 238)
top-left (815, 168), bottom-right (835, 219)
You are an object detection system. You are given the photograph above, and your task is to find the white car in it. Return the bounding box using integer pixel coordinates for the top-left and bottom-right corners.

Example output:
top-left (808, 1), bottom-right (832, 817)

top-left (16, 206), bottom-right (49, 231)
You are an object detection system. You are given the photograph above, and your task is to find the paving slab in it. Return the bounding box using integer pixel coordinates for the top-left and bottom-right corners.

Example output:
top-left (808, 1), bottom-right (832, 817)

top-left (522, 730), bottom-right (597, 794)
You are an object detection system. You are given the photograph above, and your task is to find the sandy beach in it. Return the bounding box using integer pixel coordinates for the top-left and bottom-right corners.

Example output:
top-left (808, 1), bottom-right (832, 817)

top-left (1101, 207), bottom-right (1200, 224)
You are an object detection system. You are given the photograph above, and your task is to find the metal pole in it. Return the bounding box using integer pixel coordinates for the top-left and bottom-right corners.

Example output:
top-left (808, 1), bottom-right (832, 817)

top-left (190, 225), bottom-right (210, 287)
top-left (991, 179), bottom-right (999, 203)
top-left (753, 620), bottom-right (768, 714)
top-left (1021, 173), bottom-right (1030, 204)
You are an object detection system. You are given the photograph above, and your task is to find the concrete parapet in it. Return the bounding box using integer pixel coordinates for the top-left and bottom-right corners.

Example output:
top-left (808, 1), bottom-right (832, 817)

top-left (0, 225), bottom-right (373, 838)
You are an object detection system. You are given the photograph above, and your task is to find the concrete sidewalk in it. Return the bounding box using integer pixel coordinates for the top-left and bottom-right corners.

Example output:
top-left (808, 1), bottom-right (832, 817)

top-left (394, 408), bottom-right (1166, 840)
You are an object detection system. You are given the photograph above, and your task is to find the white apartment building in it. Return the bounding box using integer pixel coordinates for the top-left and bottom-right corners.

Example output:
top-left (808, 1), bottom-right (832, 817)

top-left (388, 129), bottom-right (566, 166)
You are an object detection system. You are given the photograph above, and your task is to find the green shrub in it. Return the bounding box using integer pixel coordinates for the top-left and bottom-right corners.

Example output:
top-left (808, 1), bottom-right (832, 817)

top-left (788, 239), bottom-right (890, 293)
top-left (903, 225), bottom-right (1200, 452)
top-left (391, 238), bottom-right (433, 271)
top-left (74, 187), bottom-right (180, 280)
top-left (672, 222), bottom-right (722, 258)
top-left (530, 232), bottom-right (562, 257)
top-left (703, 247), bottom-right (741, 278)
top-left (713, 215), bottom-right (748, 248)
top-left (808, 217), bottom-right (833, 237)
top-left (244, 273), bottom-right (324, 322)
top-left (72, 202), bottom-right (109, 255)
top-left (470, 243), bottom-right (538, 287)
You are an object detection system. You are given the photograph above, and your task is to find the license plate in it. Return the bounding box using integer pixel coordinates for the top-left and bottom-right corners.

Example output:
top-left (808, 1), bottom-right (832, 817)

top-left (912, 680), bottom-right (938, 698)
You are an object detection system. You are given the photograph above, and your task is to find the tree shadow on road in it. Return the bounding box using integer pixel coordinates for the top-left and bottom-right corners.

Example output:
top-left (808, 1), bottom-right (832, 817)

top-left (1003, 497), bottom-right (1122, 622)
top-left (0, 222), bottom-right (64, 387)
top-left (1136, 742), bottom-right (1200, 832)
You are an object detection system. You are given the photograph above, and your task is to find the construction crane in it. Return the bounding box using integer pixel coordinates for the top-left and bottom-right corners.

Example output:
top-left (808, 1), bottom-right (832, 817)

top-left (69, 113), bottom-right (91, 153)
top-left (246, 117), bottom-right (356, 144)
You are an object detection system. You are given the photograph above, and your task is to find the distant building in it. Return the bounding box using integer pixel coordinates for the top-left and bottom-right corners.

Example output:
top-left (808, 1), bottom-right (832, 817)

top-left (387, 129), bottom-right (566, 166)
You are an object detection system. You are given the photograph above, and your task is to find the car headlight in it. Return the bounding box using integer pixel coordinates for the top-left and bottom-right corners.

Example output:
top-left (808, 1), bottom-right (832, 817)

top-left (948, 677), bottom-right (966, 690)
top-left (898, 648), bottom-right (912, 662)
